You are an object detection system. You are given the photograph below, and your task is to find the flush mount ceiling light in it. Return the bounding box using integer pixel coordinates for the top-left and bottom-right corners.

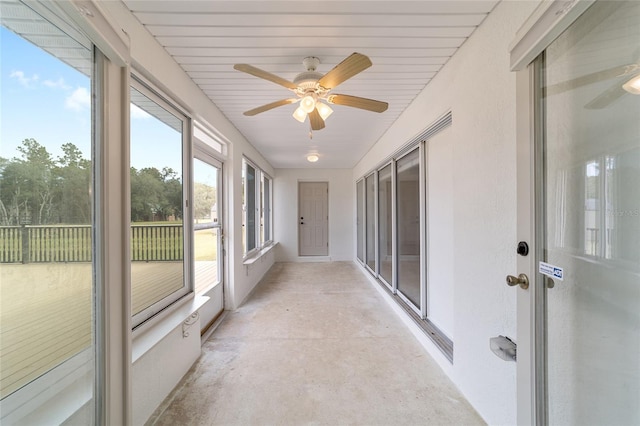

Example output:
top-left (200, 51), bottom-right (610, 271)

top-left (306, 154), bottom-right (319, 163)
top-left (234, 53), bottom-right (388, 131)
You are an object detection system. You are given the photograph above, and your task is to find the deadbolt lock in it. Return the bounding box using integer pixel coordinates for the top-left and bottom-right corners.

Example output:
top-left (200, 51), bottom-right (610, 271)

top-left (506, 273), bottom-right (529, 290)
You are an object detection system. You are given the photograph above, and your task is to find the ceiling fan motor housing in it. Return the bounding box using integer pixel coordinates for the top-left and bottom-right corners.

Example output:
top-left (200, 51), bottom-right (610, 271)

top-left (293, 71), bottom-right (323, 90)
top-left (294, 57), bottom-right (323, 93)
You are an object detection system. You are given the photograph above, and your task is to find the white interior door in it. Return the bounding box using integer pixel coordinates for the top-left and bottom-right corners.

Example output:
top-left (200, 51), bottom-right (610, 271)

top-left (516, 1), bottom-right (640, 424)
top-left (299, 182), bottom-right (328, 256)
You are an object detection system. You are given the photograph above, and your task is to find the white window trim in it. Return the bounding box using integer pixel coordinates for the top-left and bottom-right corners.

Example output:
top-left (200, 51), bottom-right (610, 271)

top-left (509, 0), bottom-right (594, 71)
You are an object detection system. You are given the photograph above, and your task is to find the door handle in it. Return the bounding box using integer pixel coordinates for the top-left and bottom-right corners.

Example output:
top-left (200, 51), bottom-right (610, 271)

top-left (506, 273), bottom-right (529, 290)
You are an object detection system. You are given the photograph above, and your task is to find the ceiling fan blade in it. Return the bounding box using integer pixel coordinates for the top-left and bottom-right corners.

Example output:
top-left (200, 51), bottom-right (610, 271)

top-left (328, 94), bottom-right (388, 113)
top-left (234, 64), bottom-right (297, 90)
top-left (584, 82), bottom-right (627, 109)
top-left (318, 53), bottom-right (372, 90)
top-left (308, 108), bottom-right (325, 130)
top-left (546, 63), bottom-right (640, 96)
top-left (243, 99), bottom-right (298, 116)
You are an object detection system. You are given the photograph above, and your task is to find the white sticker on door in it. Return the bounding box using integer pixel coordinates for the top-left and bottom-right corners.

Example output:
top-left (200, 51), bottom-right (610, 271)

top-left (539, 261), bottom-right (564, 281)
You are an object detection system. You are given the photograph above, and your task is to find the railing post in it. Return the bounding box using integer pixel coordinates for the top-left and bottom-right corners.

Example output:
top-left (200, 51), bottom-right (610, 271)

top-left (21, 224), bottom-right (30, 264)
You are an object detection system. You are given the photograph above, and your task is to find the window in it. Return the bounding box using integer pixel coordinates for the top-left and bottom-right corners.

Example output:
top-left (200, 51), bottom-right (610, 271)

top-left (245, 164), bottom-right (257, 252)
top-left (242, 158), bottom-right (272, 257)
top-left (130, 79), bottom-right (190, 327)
top-left (262, 174), bottom-right (272, 244)
top-left (0, 4), bottom-right (96, 420)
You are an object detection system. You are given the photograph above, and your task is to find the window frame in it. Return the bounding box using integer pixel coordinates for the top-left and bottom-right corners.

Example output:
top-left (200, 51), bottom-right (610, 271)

top-left (242, 157), bottom-right (273, 258)
top-left (262, 173), bottom-right (273, 245)
top-left (129, 75), bottom-right (193, 329)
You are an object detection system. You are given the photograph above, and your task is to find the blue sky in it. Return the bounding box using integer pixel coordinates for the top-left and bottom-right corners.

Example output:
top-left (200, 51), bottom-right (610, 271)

top-left (1, 26), bottom-right (183, 173)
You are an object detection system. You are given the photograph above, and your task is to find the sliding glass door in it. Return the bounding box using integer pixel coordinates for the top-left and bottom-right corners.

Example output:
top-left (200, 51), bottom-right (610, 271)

top-left (396, 148), bottom-right (421, 311)
top-left (0, 3), bottom-right (97, 422)
top-left (378, 164), bottom-right (393, 286)
top-left (365, 173), bottom-right (376, 272)
top-left (356, 179), bottom-right (364, 263)
top-left (537, 2), bottom-right (640, 423)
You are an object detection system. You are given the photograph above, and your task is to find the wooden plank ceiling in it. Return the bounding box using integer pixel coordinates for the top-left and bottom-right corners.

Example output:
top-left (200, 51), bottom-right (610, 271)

top-left (124, 1), bottom-right (498, 168)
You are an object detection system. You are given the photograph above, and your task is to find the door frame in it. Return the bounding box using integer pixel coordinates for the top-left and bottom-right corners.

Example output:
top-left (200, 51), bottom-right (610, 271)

top-left (297, 181), bottom-right (329, 256)
top-left (512, 1), bottom-right (595, 424)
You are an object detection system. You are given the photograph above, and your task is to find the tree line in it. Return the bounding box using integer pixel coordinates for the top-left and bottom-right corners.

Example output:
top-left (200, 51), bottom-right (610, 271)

top-left (0, 138), bottom-right (189, 226)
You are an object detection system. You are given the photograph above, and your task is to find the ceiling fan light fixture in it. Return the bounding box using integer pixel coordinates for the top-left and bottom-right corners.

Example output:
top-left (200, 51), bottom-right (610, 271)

top-left (622, 74), bottom-right (640, 94)
top-left (307, 154), bottom-right (319, 163)
top-left (293, 106), bottom-right (307, 123)
top-left (300, 94), bottom-right (317, 113)
top-left (316, 102), bottom-right (333, 120)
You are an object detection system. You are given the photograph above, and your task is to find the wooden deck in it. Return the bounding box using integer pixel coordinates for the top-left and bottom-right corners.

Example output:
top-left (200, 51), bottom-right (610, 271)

top-left (0, 261), bottom-right (217, 399)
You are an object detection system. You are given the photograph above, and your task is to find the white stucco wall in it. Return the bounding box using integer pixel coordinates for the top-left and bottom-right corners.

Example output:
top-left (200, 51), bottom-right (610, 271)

top-left (131, 316), bottom-right (201, 426)
top-left (426, 128), bottom-right (455, 339)
top-left (274, 168), bottom-right (353, 262)
top-left (352, 1), bottom-right (540, 424)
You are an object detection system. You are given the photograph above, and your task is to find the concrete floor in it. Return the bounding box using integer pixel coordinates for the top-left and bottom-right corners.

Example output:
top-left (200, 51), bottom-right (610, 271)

top-left (148, 262), bottom-right (485, 425)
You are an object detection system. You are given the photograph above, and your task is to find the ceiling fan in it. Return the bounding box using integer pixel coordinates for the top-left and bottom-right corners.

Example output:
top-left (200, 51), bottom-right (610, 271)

top-left (233, 53), bottom-right (388, 130)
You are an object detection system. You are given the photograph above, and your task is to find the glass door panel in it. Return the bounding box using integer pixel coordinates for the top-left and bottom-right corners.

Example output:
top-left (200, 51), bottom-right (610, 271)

top-left (365, 173), bottom-right (376, 271)
top-left (356, 179), bottom-right (364, 262)
top-left (193, 158), bottom-right (222, 295)
top-left (378, 164), bottom-right (393, 285)
top-left (396, 149), bottom-right (421, 309)
top-left (542, 1), bottom-right (640, 423)
top-left (0, 4), bottom-right (95, 422)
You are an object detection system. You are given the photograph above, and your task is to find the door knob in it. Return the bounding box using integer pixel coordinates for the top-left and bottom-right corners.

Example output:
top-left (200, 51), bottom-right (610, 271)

top-left (506, 273), bottom-right (529, 290)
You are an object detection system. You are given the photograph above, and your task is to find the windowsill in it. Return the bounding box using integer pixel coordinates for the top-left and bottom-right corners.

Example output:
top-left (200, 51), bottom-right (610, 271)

top-left (243, 241), bottom-right (278, 266)
top-left (132, 294), bottom-right (209, 363)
